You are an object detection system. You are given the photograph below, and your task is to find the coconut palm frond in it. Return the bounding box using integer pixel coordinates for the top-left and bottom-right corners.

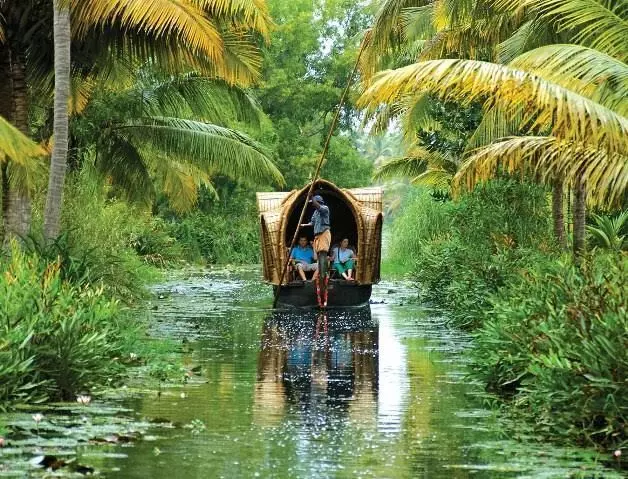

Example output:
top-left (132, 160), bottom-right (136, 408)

top-left (497, 18), bottom-right (553, 63)
top-left (401, 5), bottom-right (436, 41)
top-left (465, 104), bottom-right (526, 151)
top-left (454, 136), bottom-right (628, 207)
top-left (360, 0), bottom-right (426, 81)
top-left (152, 157), bottom-right (210, 212)
top-left (399, 93), bottom-right (441, 139)
top-left (140, 73), bottom-right (262, 127)
top-left (70, 0), bottom-right (224, 65)
top-left (510, 44), bottom-right (628, 114)
top-left (211, 27), bottom-right (263, 86)
top-left (365, 103), bottom-right (398, 135)
top-left (498, 0), bottom-right (628, 61)
top-left (0, 115), bottom-right (46, 163)
top-left (196, 0), bottom-right (273, 41)
top-left (97, 134), bottom-right (155, 206)
top-left (411, 168), bottom-right (452, 189)
top-left (358, 59), bottom-right (628, 153)
top-left (115, 117), bottom-right (284, 187)
top-left (373, 155), bottom-right (429, 182)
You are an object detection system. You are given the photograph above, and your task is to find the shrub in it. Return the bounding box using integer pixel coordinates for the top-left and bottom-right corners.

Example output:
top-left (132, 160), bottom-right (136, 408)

top-left (169, 207), bottom-right (260, 264)
top-left (473, 253), bottom-right (628, 447)
top-left (385, 188), bottom-right (453, 271)
top-left (58, 168), bottom-right (161, 301)
top-left (0, 247), bottom-right (127, 404)
top-left (408, 180), bottom-right (553, 327)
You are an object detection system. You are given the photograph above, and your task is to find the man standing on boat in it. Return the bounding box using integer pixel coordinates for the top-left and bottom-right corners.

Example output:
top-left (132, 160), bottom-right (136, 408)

top-left (301, 194), bottom-right (332, 307)
top-left (301, 194), bottom-right (331, 256)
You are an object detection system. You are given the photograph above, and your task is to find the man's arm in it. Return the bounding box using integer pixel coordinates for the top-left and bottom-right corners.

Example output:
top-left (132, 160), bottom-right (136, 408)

top-left (312, 249), bottom-right (318, 262)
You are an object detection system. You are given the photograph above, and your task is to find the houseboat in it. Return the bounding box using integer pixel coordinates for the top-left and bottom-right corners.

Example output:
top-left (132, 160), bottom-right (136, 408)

top-left (257, 180), bottom-right (383, 308)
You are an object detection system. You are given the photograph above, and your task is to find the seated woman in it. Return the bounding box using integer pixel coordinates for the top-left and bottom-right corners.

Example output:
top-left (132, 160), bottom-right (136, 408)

top-left (331, 238), bottom-right (356, 281)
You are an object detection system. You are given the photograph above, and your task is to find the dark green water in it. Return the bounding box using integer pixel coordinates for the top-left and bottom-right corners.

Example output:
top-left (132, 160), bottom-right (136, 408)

top-left (0, 269), bottom-right (621, 478)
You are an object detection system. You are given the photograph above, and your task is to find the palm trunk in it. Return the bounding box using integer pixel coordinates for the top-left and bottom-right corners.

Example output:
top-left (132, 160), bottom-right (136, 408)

top-left (573, 178), bottom-right (586, 256)
top-left (7, 52), bottom-right (32, 239)
top-left (44, 1), bottom-right (71, 240)
top-left (0, 45), bottom-right (12, 243)
top-left (552, 180), bottom-right (566, 249)
top-left (1, 164), bottom-right (9, 243)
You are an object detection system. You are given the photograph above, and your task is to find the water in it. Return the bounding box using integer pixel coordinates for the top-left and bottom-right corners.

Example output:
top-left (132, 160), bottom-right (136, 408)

top-left (0, 269), bottom-right (621, 478)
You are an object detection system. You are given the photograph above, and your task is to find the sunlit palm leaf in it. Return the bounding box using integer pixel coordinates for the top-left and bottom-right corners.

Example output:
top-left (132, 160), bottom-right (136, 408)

top-left (455, 136), bottom-right (628, 207)
top-left (495, 0), bottom-right (628, 61)
top-left (359, 59), bottom-right (628, 153)
top-left (360, 0), bottom-right (427, 81)
top-left (195, 0), bottom-right (272, 41)
top-left (465, 104), bottom-right (525, 150)
top-left (510, 44), bottom-right (628, 114)
top-left (0, 115), bottom-right (46, 163)
top-left (374, 155), bottom-right (429, 182)
top-left (70, 0), bottom-right (224, 65)
top-left (152, 156), bottom-right (211, 212)
top-left (412, 168), bottom-right (452, 189)
top-left (399, 93), bottom-right (441, 139)
top-left (116, 117), bottom-right (284, 187)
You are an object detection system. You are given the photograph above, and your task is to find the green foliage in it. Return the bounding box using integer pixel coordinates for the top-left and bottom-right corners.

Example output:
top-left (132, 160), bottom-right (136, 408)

top-left (0, 246), bottom-right (126, 404)
top-left (168, 194), bottom-right (260, 265)
top-left (385, 188), bottom-right (454, 272)
top-left (256, 0), bottom-right (373, 189)
top-left (390, 180), bottom-right (553, 327)
top-left (587, 211), bottom-right (628, 252)
top-left (59, 168), bottom-right (163, 301)
top-left (473, 253), bottom-right (628, 447)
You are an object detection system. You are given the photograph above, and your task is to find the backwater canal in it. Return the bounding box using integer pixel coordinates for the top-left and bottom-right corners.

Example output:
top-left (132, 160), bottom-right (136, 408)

top-left (0, 269), bottom-right (621, 478)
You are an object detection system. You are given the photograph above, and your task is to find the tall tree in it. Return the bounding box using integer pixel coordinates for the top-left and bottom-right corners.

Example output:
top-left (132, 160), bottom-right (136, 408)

top-left (44, 0), bottom-right (71, 240)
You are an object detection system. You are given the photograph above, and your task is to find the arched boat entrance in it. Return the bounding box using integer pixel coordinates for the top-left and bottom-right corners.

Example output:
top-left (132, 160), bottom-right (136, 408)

top-left (284, 182), bottom-right (360, 253)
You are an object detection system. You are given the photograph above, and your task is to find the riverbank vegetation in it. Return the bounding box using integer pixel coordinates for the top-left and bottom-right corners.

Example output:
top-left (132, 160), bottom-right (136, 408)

top-left (366, 0), bottom-right (627, 454)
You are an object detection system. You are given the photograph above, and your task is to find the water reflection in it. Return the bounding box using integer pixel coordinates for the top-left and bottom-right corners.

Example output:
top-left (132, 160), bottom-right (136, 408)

top-left (255, 309), bottom-right (378, 429)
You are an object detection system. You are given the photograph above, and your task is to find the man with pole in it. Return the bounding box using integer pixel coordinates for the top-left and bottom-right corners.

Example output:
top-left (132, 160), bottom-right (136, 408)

top-left (301, 194), bottom-right (331, 306)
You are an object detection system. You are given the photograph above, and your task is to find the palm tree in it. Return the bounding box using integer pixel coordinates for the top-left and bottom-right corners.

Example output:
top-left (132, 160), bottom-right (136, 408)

top-left (359, 0), bottom-right (628, 255)
top-left (77, 71), bottom-right (283, 212)
top-left (44, 0), bottom-right (71, 240)
top-left (0, 0), bottom-right (271, 238)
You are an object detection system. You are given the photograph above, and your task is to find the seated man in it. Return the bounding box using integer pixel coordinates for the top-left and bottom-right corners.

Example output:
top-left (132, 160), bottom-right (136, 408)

top-left (290, 236), bottom-right (318, 281)
top-left (331, 238), bottom-right (356, 281)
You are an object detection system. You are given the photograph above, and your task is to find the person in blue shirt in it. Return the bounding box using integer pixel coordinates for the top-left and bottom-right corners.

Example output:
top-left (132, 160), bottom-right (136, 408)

top-left (331, 238), bottom-right (356, 281)
top-left (290, 236), bottom-right (319, 281)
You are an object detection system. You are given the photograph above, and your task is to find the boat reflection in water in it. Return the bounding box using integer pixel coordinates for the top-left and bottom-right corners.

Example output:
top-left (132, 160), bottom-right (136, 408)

top-left (254, 308), bottom-right (378, 428)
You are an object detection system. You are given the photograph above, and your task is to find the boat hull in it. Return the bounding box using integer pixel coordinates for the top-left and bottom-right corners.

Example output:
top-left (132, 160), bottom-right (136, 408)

top-left (274, 281), bottom-right (372, 309)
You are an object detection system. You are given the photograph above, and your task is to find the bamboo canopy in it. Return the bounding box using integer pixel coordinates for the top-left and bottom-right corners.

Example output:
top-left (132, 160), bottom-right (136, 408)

top-left (257, 180), bottom-right (383, 286)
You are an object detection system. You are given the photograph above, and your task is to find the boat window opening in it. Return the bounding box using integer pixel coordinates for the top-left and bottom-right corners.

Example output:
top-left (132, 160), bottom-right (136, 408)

top-left (285, 192), bottom-right (359, 253)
